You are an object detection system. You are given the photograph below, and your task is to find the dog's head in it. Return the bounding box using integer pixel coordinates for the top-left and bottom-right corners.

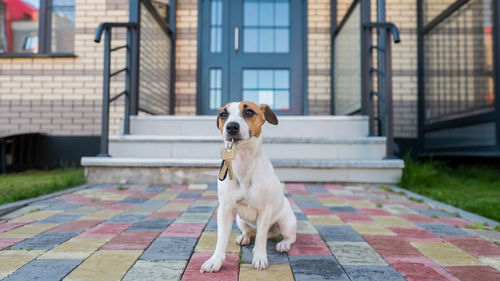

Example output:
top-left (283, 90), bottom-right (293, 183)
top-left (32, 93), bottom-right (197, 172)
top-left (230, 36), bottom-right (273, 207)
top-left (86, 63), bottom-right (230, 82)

top-left (216, 101), bottom-right (278, 143)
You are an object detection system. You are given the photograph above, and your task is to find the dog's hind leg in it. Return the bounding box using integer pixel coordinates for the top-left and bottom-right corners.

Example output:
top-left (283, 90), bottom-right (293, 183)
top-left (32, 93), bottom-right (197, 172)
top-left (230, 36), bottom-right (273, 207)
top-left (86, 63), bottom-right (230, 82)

top-left (276, 199), bottom-right (297, 253)
top-left (235, 215), bottom-right (254, 245)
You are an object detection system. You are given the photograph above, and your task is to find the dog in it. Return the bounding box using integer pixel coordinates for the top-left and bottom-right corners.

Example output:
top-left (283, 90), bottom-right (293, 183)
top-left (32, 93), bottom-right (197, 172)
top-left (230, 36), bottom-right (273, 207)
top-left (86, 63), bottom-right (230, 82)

top-left (200, 101), bottom-right (297, 273)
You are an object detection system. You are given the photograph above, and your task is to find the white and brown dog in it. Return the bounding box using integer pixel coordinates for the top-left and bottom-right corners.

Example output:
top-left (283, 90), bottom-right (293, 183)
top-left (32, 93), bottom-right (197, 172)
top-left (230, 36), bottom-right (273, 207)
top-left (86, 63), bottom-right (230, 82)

top-left (200, 101), bottom-right (297, 273)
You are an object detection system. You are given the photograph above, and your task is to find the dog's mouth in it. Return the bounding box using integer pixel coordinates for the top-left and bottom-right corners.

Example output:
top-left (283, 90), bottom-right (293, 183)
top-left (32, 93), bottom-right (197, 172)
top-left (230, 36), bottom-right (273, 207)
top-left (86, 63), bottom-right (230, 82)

top-left (226, 137), bottom-right (243, 143)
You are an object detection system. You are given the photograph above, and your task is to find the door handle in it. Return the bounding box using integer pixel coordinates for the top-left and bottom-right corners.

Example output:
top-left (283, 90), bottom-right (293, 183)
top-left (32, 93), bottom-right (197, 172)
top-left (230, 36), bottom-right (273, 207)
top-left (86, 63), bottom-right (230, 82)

top-left (234, 27), bottom-right (239, 52)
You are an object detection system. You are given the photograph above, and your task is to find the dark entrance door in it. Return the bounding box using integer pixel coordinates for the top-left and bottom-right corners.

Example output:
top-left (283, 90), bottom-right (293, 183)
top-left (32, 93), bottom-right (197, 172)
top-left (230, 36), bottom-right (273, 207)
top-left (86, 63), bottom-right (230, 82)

top-left (199, 0), bottom-right (305, 115)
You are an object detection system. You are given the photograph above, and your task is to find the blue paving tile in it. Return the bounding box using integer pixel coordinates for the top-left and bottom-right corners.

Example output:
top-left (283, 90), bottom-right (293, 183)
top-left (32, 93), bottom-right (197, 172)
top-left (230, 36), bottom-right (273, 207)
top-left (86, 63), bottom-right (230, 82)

top-left (329, 206), bottom-right (359, 213)
top-left (105, 214), bottom-right (148, 224)
top-left (305, 184), bottom-right (329, 193)
top-left (137, 200), bottom-right (169, 208)
top-left (35, 213), bottom-right (83, 224)
top-left (185, 206), bottom-right (216, 214)
top-left (127, 219), bottom-right (173, 232)
top-left (285, 193), bottom-right (292, 198)
top-left (144, 185), bottom-right (167, 193)
top-left (343, 265), bottom-right (406, 281)
top-left (32, 199), bottom-right (65, 206)
top-left (295, 200), bottom-right (324, 208)
top-left (316, 225), bottom-right (364, 242)
top-left (43, 203), bottom-right (83, 211)
top-left (241, 240), bottom-right (288, 264)
top-left (204, 219), bottom-right (240, 233)
top-left (88, 184), bottom-right (114, 189)
top-left (415, 208), bottom-right (455, 218)
top-left (12, 232), bottom-right (78, 250)
top-left (289, 255), bottom-right (350, 281)
top-left (294, 212), bottom-right (308, 221)
top-left (2, 259), bottom-right (82, 281)
top-left (416, 223), bottom-right (472, 237)
top-left (207, 184), bottom-right (217, 191)
top-left (140, 237), bottom-right (197, 261)
top-left (118, 197), bottom-right (150, 204)
top-left (176, 193), bottom-right (202, 198)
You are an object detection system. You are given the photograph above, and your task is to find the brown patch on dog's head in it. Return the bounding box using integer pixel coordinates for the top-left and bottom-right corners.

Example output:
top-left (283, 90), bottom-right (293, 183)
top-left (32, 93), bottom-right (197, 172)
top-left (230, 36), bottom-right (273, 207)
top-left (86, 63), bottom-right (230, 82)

top-left (216, 103), bottom-right (231, 133)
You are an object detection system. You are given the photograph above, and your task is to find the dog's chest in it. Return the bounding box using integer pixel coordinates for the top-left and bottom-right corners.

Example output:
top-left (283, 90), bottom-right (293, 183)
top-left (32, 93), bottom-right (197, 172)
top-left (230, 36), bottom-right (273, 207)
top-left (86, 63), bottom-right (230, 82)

top-left (235, 198), bottom-right (258, 222)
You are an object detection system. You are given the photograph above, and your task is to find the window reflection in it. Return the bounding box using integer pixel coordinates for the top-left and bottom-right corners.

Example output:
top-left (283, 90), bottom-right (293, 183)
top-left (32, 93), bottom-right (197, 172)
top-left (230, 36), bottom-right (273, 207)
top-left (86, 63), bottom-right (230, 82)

top-left (0, 0), bottom-right (39, 53)
top-left (243, 69), bottom-right (290, 110)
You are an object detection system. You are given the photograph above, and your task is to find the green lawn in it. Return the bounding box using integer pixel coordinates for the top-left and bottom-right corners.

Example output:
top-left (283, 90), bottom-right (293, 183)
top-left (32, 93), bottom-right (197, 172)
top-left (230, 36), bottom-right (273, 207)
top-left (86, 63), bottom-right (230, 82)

top-left (400, 159), bottom-right (500, 222)
top-left (0, 169), bottom-right (85, 205)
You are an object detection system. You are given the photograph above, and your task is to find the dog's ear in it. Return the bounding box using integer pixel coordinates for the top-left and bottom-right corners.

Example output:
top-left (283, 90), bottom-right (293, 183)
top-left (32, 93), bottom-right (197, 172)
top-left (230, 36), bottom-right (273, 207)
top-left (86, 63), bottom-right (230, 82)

top-left (259, 104), bottom-right (278, 125)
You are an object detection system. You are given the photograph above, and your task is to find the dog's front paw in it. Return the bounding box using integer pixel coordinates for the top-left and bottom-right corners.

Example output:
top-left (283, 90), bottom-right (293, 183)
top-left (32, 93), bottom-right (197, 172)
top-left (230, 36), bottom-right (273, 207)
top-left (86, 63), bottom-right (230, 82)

top-left (235, 234), bottom-right (251, 245)
top-left (200, 257), bottom-right (223, 273)
top-left (252, 253), bottom-right (268, 270)
top-left (276, 239), bottom-right (292, 252)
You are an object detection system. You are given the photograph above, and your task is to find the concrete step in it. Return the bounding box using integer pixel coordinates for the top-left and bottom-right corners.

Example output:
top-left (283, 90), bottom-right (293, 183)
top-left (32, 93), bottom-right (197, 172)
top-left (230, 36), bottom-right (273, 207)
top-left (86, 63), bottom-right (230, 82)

top-left (108, 135), bottom-right (387, 160)
top-left (129, 116), bottom-right (369, 138)
top-left (81, 157), bottom-right (404, 184)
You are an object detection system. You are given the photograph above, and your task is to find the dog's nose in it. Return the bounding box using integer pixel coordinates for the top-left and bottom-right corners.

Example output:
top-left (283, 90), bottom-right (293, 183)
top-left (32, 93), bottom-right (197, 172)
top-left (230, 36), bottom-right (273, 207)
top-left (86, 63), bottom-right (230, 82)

top-left (226, 122), bottom-right (239, 135)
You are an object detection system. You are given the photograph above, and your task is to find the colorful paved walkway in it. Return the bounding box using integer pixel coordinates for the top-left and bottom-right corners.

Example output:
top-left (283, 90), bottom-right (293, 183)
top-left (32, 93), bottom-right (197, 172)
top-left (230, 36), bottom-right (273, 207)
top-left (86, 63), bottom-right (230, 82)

top-left (0, 183), bottom-right (500, 281)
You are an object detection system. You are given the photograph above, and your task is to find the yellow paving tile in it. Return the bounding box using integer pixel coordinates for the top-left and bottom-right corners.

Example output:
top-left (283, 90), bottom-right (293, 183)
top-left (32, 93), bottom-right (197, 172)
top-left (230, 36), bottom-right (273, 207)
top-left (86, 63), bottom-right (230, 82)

top-left (188, 184), bottom-right (207, 190)
top-left (11, 211), bottom-right (62, 222)
top-left (348, 222), bottom-right (396, 236)
top-left (480, 257), bottom-right (500, 271)
top-left (307, 215), bottom-right (345, 225)
top-left (297, 220), bottom-right (319, 234)
top-left (0, 224), bottom-right (57, 239)
top-left (318, 198), bottom-right (347, 206)
top-left (38, 237), bottom-right (111, 260)
top-left (78, 210), bottom-right (120, 220)
top-left (0, 250), bottom-right (45, 279)
top-left (64, 250), bottom-right (142, 281)
top-left (239, 264), bottom-right (294, 281)
top-left (411, 242), bottom-right (483, 266)
top-left (84, 191), bottom-right (130, 201)
top-left (195, 232), bottom-right (240, 253)
top-left (157, 203), bottom-right (190, 212)
top-left (346, 200), bottom-right (376, 208)
top-left (202, 190), bottom-right (218, 196)
top-left (150, 193), bottom-right (178, 200)
top-left (370, 216), bottom-right (414, 227)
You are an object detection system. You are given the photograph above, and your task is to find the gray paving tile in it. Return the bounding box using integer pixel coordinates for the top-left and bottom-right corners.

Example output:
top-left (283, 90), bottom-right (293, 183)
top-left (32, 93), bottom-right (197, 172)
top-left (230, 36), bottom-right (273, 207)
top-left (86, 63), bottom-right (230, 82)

top-left (176, 193), bottom-right (202, 198)
top-left (207, 184), bottom-right (217, 191)
top-left (128, 219), bottom-right (173, 232)
top-left (12, 232), bottom-right (78, 250)
top-left (343, 265), bottom-right (406, 281)
top-left (64, 206), bottom-right (102, 214)
top-left (140, 237), bottom-right (198, 261)
top-left (184, 206), bottom-right (216, 214)
top-left (144, 185), bottom-right (167, 193)
top-left (2, 259), bottom-right (82, 281)
top-left (295, 200), bottom-right (324, 208)
top-left (105, 214), bottom-right (148, 224)
top-left (289, 255), bottom-right (350, 281)
top-left (175, 213), bottom-right (212, 223)
top-left (35, 214), bottom-right (83, 224)
top-left (118, 197), bottom-right (150, 204)
top-left (43, 203), bottom-right (83, 211)
top-left (416, 223), bottom-right (471, 237)
top-left (241, 240), bottom-right (288, 264)
top-left (138, 200), bottom-right (168, 208)
top-left (316, 225), bottom-right (364, 242)
top-left (204, 220), bottom-right (239, 233)
top-left (122, 260), bottom-right (187, 281)
top-left (415, 208), bottom-right (455, 218)
top-left (305, 184), bottom-right (329, 193)
top-left (327, 242), bottom-right (387, 266)
top-left (294, 212), bottom-right (308, 221)
top-left (329, 206), bottom-right (359, 213)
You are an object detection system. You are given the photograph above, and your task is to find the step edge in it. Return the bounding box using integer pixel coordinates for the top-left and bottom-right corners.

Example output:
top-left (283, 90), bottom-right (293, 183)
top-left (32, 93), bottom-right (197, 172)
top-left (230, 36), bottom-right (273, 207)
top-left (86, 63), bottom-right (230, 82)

top-left (131, 115), bottom-right (369, 121)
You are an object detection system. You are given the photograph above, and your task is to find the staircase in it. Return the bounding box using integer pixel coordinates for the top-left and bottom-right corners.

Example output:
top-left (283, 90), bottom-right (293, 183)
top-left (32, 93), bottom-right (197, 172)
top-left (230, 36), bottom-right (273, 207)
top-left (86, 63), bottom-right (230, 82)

top-left (81, 115), bottom-right (404, 184)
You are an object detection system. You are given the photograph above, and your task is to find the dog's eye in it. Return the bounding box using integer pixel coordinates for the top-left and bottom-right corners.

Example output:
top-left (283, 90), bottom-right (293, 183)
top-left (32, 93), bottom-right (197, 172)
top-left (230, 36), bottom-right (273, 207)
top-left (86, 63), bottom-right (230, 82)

top-left (219, 111), bottom-right (228, 119)
top-left (244, 109), bottom-right (255, 118)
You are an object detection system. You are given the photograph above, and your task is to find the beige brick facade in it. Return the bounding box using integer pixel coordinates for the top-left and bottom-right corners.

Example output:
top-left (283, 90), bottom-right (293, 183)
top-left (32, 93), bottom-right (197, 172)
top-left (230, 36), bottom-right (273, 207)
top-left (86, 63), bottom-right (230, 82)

top-left (0, 0), bottom-right (420, 138)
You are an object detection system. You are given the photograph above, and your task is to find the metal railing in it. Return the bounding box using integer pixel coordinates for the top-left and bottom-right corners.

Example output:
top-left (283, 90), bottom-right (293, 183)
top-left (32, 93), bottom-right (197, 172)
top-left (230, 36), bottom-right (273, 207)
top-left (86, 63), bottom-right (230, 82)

top-left (94, 0), bottom-right (174, 157)
top-left (334, 0), bottom-right (400, 158)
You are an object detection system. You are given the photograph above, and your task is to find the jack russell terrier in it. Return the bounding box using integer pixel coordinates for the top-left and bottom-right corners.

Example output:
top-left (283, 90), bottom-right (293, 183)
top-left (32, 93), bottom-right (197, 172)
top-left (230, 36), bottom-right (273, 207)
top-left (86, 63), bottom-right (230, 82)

top-left (200, 101), bottom-right (297, 273)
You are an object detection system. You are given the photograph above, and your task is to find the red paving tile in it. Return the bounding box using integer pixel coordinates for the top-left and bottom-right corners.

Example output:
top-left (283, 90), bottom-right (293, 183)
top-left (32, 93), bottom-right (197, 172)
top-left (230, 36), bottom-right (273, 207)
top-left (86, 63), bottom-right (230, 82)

top-left (170, 198), bottom-right (197, 204)
top-left (182, 252), bottom-right (239, 281)
top-left (147, 211), bottom-right (184, 219)
top-left (101, 231), bottom-right (159, 250)
top-left (0, 238), bottom-right (25, 249)
top-left (49, 220), bottom-right (104, 233)
top-left (288, 234), bottom-right (332, 256)
top-left (337, 212), bottom-right (373, 222)
top-left (301, 208), bottom-right (333, 215)
top-left (400, 202), bottom-right (429, 209)
top-left (398, 214), bottom-right (435, 223)
top-left (389, 226), bottom-right (443, 242)
top-left (170, 184), bottom-right (188, 190)
top-left (437, 218), bottom-right (475, 228)
top-left (161, 223), bottom-right (205, 237)
top-left (324, 184), bottom-right (344, 190)
top-left (358, 208), bottom-right (392, 216)
top-left (390, 257), bottom-right (460, 281)
top-left (314, 193), bottom-right (336, 198)
top-left (285, 183), bottom-right (308, 194)
top-left (79, 223), bottom-right (132, 237)
top-left (445, 265), bottom-right (500, 281)
top-left (445, 236), bottom-right (500, 257)
top-left (337, 195), bottom-right (363, 200)
top-left (0, 222), bottom-right (29, 234)
top-left (364, 235), bottom-right (423, 259)
top-left (199, 195), bottom-right (218, 200)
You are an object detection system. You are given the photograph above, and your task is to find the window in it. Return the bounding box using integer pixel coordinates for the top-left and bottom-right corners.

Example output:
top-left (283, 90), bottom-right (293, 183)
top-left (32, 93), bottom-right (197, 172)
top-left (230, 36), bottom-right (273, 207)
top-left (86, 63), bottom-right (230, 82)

top-left (0, 0), bottom-right (75, 55)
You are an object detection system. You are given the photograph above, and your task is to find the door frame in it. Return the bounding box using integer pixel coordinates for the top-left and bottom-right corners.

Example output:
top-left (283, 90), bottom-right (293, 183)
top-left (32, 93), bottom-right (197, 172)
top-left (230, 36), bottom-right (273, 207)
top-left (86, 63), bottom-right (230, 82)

top-left (196, 0), bottom-right (308, 115)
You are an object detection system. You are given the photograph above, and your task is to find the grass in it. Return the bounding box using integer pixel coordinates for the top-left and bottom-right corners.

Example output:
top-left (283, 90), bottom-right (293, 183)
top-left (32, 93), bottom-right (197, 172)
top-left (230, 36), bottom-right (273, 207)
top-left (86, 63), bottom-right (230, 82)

top-left (0, 168), bottom-right (85, 205)
top-left (400, 158), bottom-right (500, 222)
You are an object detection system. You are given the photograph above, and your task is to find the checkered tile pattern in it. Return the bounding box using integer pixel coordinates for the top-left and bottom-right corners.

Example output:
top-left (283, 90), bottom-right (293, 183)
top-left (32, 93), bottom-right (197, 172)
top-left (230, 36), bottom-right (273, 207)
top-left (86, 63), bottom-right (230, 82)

top-left (1, 183), bottom-right (500, 280)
